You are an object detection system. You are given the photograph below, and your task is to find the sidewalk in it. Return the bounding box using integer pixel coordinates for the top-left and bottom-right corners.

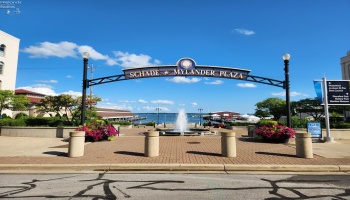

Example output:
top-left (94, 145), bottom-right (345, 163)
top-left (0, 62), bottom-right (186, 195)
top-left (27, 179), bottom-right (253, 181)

top-left (0, 128), bottom-right (350, 172)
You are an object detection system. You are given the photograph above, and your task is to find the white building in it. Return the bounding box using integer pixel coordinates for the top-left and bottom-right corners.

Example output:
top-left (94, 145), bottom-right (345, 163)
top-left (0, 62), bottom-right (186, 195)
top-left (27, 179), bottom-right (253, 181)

top-left (0, 30), bottom-right (20, 117)
top-left (341, 51), bottom-right (350, 80)
top-left (0, 30), bottom-right (20, 90)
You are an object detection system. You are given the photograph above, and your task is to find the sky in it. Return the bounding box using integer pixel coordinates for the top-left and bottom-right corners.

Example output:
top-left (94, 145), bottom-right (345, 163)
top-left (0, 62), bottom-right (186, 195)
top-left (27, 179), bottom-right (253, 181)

top-left (1, 0), bottom-right (350, 114)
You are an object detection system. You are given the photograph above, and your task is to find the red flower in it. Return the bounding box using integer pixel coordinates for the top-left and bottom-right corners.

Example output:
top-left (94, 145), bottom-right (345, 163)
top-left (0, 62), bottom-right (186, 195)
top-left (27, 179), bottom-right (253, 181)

top-left (75, 123), bottom-right (119, 142)
top-left (255, 124), bottom-right (295, 142)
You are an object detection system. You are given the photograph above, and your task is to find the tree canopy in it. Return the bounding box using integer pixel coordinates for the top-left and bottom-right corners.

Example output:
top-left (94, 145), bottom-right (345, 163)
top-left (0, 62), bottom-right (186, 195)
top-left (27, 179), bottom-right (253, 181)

top-left (0, 90), bottom-right (30, 116)
top-left (255, 97), bottom-right (286, 121)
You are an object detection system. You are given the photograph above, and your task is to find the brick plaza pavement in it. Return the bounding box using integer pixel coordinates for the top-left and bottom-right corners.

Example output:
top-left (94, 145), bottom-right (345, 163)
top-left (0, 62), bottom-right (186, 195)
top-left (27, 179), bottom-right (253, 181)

top-left (1, 127), bottom-right (350, 166)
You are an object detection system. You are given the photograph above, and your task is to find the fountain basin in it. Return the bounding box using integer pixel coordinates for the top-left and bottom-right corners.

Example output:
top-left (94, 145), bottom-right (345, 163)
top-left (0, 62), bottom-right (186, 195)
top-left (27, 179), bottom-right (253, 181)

top-left (156, 128), bottom-right (213, 136)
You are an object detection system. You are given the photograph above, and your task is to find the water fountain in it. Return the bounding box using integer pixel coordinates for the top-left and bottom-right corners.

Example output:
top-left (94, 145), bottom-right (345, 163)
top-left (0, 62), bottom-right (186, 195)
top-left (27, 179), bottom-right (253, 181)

top-left (157, 108), bottom-right (211, 136)
top-left (174, 108), bottom-right (189, 135)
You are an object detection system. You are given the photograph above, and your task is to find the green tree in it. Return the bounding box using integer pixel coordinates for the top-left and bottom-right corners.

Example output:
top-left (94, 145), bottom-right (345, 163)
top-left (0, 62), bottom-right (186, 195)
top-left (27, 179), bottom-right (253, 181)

top-left (0, 90), bottom-right (30, 116)
top-left (255, 98), bottom-right (286, 121)
top-left (12, 94), bottom-right (31, 111)
top-left (37, 94), bottom-right (79, 122)
top-left (329, 105), bottom-right (350, 116)
top-left (295, 98), bottom-right (324, 121)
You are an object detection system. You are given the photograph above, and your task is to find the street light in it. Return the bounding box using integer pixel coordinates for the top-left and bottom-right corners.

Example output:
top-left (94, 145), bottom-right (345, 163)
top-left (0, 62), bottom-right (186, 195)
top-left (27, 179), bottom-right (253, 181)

top-left (198, 108), bottom-right (203, 125)
top-left (283, 53), bottom-right (291, 128)
top-left (156, 107), bottom-right (161, 125)
top-left (81, 52), bottom-right (89, 125)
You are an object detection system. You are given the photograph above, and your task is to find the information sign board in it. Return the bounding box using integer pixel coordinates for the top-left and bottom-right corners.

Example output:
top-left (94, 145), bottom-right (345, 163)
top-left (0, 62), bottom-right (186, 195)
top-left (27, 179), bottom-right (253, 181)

top-left (327, 81), bottom-right (350, 105)
top-left (307, 122), bottom-right (322, 139)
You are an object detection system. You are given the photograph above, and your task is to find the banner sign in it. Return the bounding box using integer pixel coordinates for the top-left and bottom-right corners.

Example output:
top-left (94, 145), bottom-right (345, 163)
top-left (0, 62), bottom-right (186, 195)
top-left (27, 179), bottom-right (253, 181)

top-left (123, 58), bottom-right (251, 80)
top-left (313, 80), bottom-right (323, 104)
top-left (327, 80), bottom-right (350, 105)
top-left (307, 122), bottom-right (322, 139)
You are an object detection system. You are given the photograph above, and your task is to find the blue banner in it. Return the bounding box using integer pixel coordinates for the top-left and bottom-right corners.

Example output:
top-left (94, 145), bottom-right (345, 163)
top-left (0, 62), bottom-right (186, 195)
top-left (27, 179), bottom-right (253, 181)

top-left (313, 81), bottom-right (323, 103)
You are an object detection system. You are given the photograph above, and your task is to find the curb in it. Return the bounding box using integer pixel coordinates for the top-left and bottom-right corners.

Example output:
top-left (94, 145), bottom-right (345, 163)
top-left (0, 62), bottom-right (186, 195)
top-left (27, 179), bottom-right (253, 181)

top-left (0, 164), bottom-right (349, 173)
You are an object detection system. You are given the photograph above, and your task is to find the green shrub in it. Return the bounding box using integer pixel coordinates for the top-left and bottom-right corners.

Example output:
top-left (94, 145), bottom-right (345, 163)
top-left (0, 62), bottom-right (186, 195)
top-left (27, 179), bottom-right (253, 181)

top-left (0, 118), bottom-right (26, 126)
top-left (1, 114), bottom-right (11, 119)
top-left (111, 121), bottom-right (132, 125)
top-left (330, 122), bottom-right (350, 129)
top-left (279, 116), bottom-right (309, 128)
top-left (15, 112), bottom-right (28, 119)
top-left (257, 120), bottom-right (278, 127)
top-left (229, 122), bottom-right (257, 126)
top-left (143, 121), bottom-right (155, 126)
top-left (24, 117), bottom-right (67, 127)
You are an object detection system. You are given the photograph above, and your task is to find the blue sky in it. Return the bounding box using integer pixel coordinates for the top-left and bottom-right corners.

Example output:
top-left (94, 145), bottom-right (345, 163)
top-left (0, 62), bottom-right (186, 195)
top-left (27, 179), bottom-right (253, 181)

top-left (1, 0), bottom-right (350, 114)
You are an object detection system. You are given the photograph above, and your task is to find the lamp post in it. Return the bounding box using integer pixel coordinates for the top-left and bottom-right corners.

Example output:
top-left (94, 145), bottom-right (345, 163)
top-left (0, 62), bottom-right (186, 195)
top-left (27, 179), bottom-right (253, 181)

top-left (156, 107), bottom-right (161, 125)
top-left (81, 52), bottom-right (89, 125)
top-left (198, 108), bottom-right (203, 125)
top-left (283, 53), bottom-right (291, 128)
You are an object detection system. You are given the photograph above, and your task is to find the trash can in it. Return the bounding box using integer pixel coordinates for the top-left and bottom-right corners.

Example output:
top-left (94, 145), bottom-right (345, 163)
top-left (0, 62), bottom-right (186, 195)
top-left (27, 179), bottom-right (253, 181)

top-left (247, 125), bottom-right (256, 137)
top-left (68, 131), bottom-right (85, 157)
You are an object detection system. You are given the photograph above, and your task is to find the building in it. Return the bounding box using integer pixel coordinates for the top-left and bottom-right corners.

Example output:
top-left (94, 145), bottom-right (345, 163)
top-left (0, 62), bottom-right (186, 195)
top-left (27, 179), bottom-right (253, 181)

top-left (0, 30), bottom-right (20, 117)
top-left (341, 51), bottom-right (350, 80)
top-left (0, 30), bottom-right (19, 90)
top-left (96, 108), bottom-right (137, 121)
top-left (207, 111), bottom-right (240, 120)
top-left (13, 89), bottom-right (46, 118)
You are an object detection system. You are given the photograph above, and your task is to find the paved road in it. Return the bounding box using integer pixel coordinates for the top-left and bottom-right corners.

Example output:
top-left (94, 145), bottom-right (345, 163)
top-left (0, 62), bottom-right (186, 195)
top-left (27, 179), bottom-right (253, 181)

top-left (0, 173), bottom-right (349, 199)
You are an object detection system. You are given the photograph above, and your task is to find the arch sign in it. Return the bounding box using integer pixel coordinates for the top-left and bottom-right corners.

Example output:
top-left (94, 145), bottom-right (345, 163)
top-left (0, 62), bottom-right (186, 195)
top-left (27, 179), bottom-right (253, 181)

top-left (123, 58), bottom-right (250, 81)
top-left (88, 58), bottom-right (284, 88)
top-left (82, 57), bottom-right (288, 125)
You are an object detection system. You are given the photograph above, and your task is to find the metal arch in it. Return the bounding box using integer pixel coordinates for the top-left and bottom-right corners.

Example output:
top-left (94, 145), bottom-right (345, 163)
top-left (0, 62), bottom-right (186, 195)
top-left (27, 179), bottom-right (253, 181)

top-left (88, 74), bottom-right (126, 87)
top-left (246, 75), bottom-right (285, 88)
top-left (87, 73), bottom-right (285, 88)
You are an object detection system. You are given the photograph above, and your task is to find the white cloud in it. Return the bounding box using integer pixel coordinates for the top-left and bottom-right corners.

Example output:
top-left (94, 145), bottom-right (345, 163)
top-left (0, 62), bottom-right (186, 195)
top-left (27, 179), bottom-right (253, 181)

top-left (36, 80), bottom-right (58, 83)
top-left (205, 80), bottom-right (223, 85)
top-left (151, 100), bottom-right (174, 105)
top-left (138, 99), bottom-right (148, 103)
top-left (61, 90), bottom-right (82, 98)
top-left (18, 85), bottom-right (57, 96)
top-left (166, 77), bottom-right (201, 83)
top-left (271, 91), bottom-right (307, 97)
top-left (17, 84), bottom-right (81, 97)
top-left (113, 51), bottom-right (161, 68)
top-left (21, 41), bottom-right (78, 58)
top-left (78, 45), bottom-right (109, 60)
top-left (191, 102), bottom-right (198, 106)
top-left (66, 75), bottom-right (72, 78)
top-left (142, 106), bottom-right (155, 111)
top-left (237, 83), bottom-right (257, 88)
top-left (232, 28), bottom-right (255, 36)
top-left (21, 41), bottom-right (162, 69)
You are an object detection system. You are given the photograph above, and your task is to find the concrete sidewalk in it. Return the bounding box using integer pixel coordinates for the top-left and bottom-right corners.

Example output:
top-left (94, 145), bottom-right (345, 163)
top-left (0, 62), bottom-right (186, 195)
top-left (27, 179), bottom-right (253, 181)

top-left (0, 128), bottom-right (350, 173)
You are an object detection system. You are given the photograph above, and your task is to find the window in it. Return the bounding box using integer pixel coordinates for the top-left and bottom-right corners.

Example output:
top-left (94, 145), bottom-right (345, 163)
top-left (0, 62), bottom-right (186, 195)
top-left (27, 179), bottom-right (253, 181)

top-left (0, 61), bottom-right (3, 74)
top-left (0, 44), bottom-right (5, 57)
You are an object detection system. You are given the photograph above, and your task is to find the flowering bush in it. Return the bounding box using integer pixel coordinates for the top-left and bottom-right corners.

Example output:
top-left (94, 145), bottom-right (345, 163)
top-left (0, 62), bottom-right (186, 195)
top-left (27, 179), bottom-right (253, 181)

top-left (255, 124), bottom-right (295, 143)
top-left (75, 121), bottom-right (119, 142)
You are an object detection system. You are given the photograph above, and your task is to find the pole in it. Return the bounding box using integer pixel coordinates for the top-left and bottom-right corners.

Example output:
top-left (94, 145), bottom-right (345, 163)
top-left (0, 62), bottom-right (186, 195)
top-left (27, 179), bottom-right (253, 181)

top-left (322, 76), bottom-right (333, 142)
top-left (284, 59), bottom-right (291, 128)
top-left (156, 108), bottom-right (161, 125)
top-left (81, 56), bottom-right (88, 125)
top-left (89, 64), bottom-right (94, 109)
top-left (198, 108), bottom-right (203, 125)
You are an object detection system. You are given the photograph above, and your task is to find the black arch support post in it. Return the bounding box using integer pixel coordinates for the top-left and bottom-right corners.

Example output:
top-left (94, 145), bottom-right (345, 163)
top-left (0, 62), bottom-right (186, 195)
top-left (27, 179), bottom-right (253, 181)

top-left (284, 59), bottom-right (291, 128)
top-left (81, 57), bottom-right (89, 126)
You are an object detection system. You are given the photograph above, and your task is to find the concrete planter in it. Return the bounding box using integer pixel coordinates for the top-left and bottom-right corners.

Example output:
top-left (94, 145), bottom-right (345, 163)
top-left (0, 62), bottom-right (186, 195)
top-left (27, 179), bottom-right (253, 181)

top-left (0, 126), bottom-right (76, 138)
